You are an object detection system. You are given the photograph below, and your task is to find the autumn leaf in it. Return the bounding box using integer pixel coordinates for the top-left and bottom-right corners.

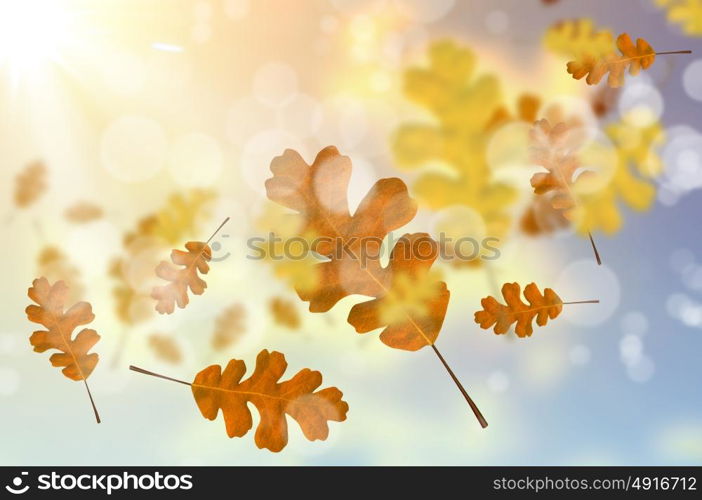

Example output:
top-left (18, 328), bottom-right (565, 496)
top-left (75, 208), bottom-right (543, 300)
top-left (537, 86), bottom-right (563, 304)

top-left (655, 0), bottom-right (702, 37)
top-left (544, 19), bottom-right (614, 60)
top-left (65, 202), bottom-right (103, 224)
top-left (26, 277), bottom-right (101, 423)
top-left (152, 241), bottom-right (212, 314)
top-left (111, 190), bottom-right (217, 326)
top-left (574, 115), bottom-right (665, 235)
top-left (37, 246), bottom-right (85, 303)
top-left (212, 304), bottom-right (246, 351)
top-left (266, 146), bottom-right (488, 428)
top-left (130, 349), bottom-right (348, 452)
top-left (151, 218), bottom-right (229, 314)
top-left (125, 190), bottom-right (217, 247)
top-left (392, 40), bottom-right (516, 265)
top-left (475, 282), bottom-right (598, 337)
top-left (15, 160), bottom-right (47, 208)
top-left (529, 119), bottom-right (603, 263)
top-left (148, 334), bottom-right (182, 364)
top-left (566, 33), bottom-right (690, 87)
top-left (270, 297), bottom-right (301, 329)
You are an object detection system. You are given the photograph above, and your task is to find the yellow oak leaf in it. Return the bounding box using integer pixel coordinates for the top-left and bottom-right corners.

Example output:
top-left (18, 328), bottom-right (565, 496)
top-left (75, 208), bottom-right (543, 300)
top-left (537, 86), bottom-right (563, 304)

top-left (656, 0), bottom-right (702, 36)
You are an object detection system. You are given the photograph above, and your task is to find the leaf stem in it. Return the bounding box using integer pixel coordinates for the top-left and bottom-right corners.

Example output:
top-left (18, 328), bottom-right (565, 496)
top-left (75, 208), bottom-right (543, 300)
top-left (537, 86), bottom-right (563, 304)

top-left (656, 50), bottom-right (692, 55)
top-left (587, 231), bottom-right (602, 265)
top-left (206, 217), bottom-right (230, 245)
top-left (129, 365), bottom-right (191, 386)
top-left (562, 300), bottom-right (600, 305)
top-left (83, 379), bottom-right (101, 424)
top-left (431, 344), bottom-right (488, 429)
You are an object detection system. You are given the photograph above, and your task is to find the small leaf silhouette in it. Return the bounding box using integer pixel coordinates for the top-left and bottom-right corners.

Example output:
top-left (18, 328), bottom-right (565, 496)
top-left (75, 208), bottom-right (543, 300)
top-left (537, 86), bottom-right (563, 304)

top-left (148, 334), bottom-right (182, 364)
top-left (567, 33), bottom-right (690, 87)
top-left (475, 282), bottom-right (599, 337)
top-left (65, 202), bottom-right (103, 224)
top-left (15, 160), bottom-right (47, 208)
top-left (212, 304), bottom-right (246, 351)
top-left (270, 297), bottom-right (301, 330)
top-left (26, 277), bottom-right (101, 422)
top-left (130, 349), bottom-right (348, 452)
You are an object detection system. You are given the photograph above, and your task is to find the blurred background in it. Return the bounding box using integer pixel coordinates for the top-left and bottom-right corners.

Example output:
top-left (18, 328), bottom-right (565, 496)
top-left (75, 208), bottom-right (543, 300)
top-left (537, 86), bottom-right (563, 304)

top-left (1, 0), bottom-right (701, 465)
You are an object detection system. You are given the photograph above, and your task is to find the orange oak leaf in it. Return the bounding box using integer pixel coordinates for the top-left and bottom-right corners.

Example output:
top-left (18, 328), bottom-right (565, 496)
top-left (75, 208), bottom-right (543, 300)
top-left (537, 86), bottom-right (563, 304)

top-left (266, 146), bottom-right (487, 428)
top-left (15, 160), bottom-right (47, 208)
top-left (567, 33), bottom-right (690, 87)
top-left (130, 349), bottom-right (348, 452)
top-left (475, 282), bottom-right (598, 337)
top-left (265, 147), bottom-right (447, 350)
top-left (151, 218), bottom-right (229, 314)
top-left (26, 277), bottom-right (101, 422)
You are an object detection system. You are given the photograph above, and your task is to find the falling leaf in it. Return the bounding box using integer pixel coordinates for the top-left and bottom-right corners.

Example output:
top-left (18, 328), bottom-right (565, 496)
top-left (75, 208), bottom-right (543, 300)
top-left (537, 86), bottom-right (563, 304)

top-left (26, 277), bottom-right (101, 422)
top-left (152, 217), bottom-right (229, 314)
top-left (266, 146), bottom-right (487, 427)
top-left (125, 190), bottom-right (217, 247)
top-left (576, 115), bottom-right (665, 235)
top-left (15, 160), bottom-right (47, 208)
top-left (655, 0), bottom-right (702, 37)
top-left (212, 304), bottom-right (246, 351)
top-left (148, 334), bottom-right (182, 364)
top-left (567, 33), bottom-right (690, 87)
top-left (392, 40), bottom-right (516, 264)
top-left (109, 259), bottom-right (153, 326)
top-left (269, 297), bottom-right (301, 329)
top-left (544, 19), bottom-right (614, 60)
top-left (475, 282), bottom-right (598, 337)
top-left (65, 202), bottom-right (103, 224)
top-left (130, 349), bottom-right (348, 452)
top-left (110, 190), bottom-right (217, 326)
top-left (37, 246), bottom-right (84, 303)
top-left (152, 242), bottom-right (212, 314)
top-left (529, 118), bottom-right (602, 262)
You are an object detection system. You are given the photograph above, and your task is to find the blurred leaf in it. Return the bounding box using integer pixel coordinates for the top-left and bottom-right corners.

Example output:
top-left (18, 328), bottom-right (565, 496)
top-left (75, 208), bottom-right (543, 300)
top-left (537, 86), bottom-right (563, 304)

top-left (544, 19), bottom-right (614, 59)
top-left (148, 334), bottom-right (182, 364)
top-left (15, 160), bottom-right (47, 209)
top-left (37, 246), bottom-right (84, 303)
top-left (212, 304), bottom-right (246, 350)
top-left (655, 0), bottom-right (702, 37)
top-left (65, 202), bottom-right (103, 224)
top-left (269, 297), bottom-right (300, 330)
